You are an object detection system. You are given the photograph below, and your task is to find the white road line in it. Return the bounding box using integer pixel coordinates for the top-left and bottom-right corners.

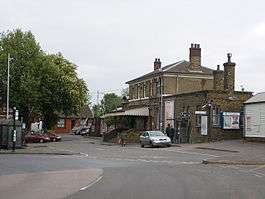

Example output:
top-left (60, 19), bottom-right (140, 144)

top-left (95, 148), bottom-right (105, 151)
top-left (79, 152), bottom-right (89, 157)
top-left (167, 149), bottom-right (220, 158)
top-left (80, 175), bottom-right (103, 191)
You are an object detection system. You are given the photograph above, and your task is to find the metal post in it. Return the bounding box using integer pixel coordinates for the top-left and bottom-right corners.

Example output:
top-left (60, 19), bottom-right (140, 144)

top-left (12, 107), bottom-right (16, 152)
top-left (7, 53), bottom-right (10, 119)
top-left (160, 75), bottom-right (163, 131)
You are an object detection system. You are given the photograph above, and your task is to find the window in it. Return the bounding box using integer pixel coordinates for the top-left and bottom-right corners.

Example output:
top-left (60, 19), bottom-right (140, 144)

top-left (196, 115), bottom-right (202, 127)
top-left (57, 118), bottom-right (65, 128)
top-left (137, 84), bottom-right (141, 99)
top-left (212, 106), bottom-right (220, 126)
top-left (196, 105), bottom-right (201, 127)
top-left (143, 83), bottom-right (146, 98)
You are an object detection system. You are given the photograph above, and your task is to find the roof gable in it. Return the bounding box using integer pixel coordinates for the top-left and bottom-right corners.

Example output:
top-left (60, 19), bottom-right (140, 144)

top-left (126, 60), bottom-right (213, 84)
top-left (245, 92), bottom-right (265, 104)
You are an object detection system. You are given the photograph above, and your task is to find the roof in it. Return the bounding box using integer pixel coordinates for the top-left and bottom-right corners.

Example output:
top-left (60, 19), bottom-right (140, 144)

top-left (102, 107), bottom-right (149, 118)
top-left (244, 92), bottom-right (265, 104)
top-left (126, 60), bottom-right (214, 84)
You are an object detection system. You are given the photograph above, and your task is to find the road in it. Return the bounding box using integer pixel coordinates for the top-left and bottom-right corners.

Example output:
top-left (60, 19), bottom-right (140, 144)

top-left (1, 135), bottom-right (265, 199)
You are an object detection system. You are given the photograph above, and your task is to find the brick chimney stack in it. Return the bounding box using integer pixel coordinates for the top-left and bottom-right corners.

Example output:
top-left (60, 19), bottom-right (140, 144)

top-left (213, 65), bottom-right (224, 90)
top-left (189, 43), bottom-right (201, 70)
top-left (223, 53), bottom-right (236, 93)
top-left (154, 58), bottom-right (161, 70)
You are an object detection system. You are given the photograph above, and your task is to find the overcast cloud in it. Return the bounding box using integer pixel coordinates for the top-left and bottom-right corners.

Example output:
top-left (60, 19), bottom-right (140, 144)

top-left (1, 0), bottom-right (265, 103)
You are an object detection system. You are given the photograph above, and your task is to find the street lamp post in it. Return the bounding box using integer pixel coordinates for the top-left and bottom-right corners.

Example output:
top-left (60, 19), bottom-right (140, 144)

top-left (12, 107), bottom-right (18, 152)
top-left (6, 53), bottom-right (10, 119)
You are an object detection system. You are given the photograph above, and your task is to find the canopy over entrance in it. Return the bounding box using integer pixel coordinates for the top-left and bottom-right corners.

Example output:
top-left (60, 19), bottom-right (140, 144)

top-left (102, 107), bottom-right (149, 118)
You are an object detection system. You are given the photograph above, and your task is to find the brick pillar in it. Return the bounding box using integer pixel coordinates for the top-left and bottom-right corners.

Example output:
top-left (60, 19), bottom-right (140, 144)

top-left (189, 43), bottom-right (201, 70)
top-left (213, 65), bottom-right (224, 90)
top-left (223, 53), bottom-right (236, 93)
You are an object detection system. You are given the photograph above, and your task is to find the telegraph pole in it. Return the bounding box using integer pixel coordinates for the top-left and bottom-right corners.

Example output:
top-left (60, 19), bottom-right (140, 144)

top-left (6, 53), bottom-right (10, 119)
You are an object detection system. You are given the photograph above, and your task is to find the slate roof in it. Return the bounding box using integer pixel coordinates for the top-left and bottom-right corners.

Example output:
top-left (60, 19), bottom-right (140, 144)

top-left (126, 60), bottom-right (214, 84)
top-left (244, 92), bottom-right (265, 104)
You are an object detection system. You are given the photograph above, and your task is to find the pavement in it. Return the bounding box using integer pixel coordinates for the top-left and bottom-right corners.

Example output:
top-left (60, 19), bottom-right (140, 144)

top-left (188, 140), bottom-right (265, 165)
top-left (0, 168), bottom-right (103, 199)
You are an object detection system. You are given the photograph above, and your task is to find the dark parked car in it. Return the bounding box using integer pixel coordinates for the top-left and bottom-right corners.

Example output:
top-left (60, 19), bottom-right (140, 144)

top-left (45, 132), bottom-right (61, 142)
top-left (25, 132), bottom-right (50, 143)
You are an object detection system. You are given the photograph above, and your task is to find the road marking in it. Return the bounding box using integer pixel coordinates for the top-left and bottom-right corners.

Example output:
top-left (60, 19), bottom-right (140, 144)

top-left (95, 148), bottom-right (105, 151)
top-left (80, 175), bottom-right (103, 191)
top-left (166, 149), bottom-right (220, 158)
top-left (249, 165), bottom-right (265, 172)
top-left (79, 152), bottom-right (89, 157)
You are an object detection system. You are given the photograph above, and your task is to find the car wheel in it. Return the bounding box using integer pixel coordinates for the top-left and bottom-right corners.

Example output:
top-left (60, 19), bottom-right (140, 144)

top-left (150, 141), bottom-right (154, 147)
top-left (40, 139), bottom-right (44, 143)
top-left (140, 142), bottom-right (144, 148)
top-left (167, 144), bottom-right (171, 147)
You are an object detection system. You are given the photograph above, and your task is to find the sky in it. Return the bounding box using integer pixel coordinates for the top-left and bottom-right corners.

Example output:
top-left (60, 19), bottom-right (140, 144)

top-left (2, 0), bottom-right (265, 103)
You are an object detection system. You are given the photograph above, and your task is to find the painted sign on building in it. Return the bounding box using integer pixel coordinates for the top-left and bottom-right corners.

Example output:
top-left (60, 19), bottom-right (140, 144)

top-left (222, 112), bottom-right (240, 129)
top-left (164, 100), bottom-right (175, 127)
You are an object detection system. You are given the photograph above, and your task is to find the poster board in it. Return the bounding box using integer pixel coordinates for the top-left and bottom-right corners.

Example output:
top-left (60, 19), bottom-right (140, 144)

top-left (222, 112), bottom-right (240, 129)
top-left (201, 115), bottom-right (208, 135)
top-left (164, 100), bottom-right (175, 127)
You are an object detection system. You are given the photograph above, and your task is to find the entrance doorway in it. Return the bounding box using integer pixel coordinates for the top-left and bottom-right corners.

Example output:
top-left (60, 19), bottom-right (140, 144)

top-left (177, 118), bottom-right (191, 143)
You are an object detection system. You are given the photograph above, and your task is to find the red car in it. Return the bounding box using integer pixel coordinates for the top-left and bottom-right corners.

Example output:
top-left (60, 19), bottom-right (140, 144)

top-left (45, 132), bottom-right (62, 142)
top-left (25, 132), bottom-right (51, 143)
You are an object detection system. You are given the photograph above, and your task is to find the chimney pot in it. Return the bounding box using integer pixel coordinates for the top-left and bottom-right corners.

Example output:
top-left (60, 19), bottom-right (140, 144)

top-left (227, 53), bottom-right (232, 63)
top-left (189, 43), bottom-right (201, 69)
top-left (217, 65), bottom-right (220, 70)
top-left (154, 58), bottom-right (161, 70)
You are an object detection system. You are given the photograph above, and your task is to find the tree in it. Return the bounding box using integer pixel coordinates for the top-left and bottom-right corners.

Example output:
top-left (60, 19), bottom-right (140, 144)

top-left (121, 87), bottom-right (129, 97)
top-left (0, 29), bottom-right (43, 125)
top-left (101, 93), bottom-right (122, 114)
top-left (0, 29), bottom-right (89, 129)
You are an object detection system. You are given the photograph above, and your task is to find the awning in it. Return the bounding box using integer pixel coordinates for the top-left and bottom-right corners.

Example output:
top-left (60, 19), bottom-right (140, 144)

top-left (101, 107), bottom-right (149, 118)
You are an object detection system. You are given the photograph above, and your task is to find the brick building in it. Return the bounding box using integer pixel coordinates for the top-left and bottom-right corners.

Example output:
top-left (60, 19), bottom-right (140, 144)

top-left (125, 44), bottom-right (215, 130)
top-left (52, 105), bottom-right (93, 134)
top-left (122, 44), bottom-right (252, 143)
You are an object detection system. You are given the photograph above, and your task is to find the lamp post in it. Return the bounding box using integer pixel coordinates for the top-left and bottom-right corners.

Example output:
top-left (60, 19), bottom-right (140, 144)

top-left (12, 107), bottom-right (18, 152)
top-left (6, 53), bottom-right (11, 119)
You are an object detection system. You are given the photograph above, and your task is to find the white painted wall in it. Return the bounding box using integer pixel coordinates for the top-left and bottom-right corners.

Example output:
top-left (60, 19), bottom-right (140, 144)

top-left (244, 102), bottom-right (265, 138)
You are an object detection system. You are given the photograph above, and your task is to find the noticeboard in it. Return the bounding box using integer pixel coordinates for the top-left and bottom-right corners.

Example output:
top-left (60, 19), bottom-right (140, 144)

top-left (201, 115), bottom-right (208, 135)
top-left (222, 112), bottom-right (240, 129)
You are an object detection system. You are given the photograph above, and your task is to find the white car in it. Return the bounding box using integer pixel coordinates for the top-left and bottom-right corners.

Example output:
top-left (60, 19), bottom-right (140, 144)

top-left (140, 131), bottom-right (171, 147)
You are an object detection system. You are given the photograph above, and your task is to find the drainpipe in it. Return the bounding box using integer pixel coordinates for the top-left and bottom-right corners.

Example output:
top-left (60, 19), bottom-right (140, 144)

top-left (159, 73), bottom-right (163, 131)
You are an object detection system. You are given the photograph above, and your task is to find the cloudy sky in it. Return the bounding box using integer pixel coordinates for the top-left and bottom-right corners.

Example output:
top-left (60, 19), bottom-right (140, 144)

top-left (2, 0), bottom-right (265, 103)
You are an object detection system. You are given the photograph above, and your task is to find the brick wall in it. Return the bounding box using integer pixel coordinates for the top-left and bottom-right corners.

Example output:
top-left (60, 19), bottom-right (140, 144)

top-left (163, 90), bottom-right (252, 143)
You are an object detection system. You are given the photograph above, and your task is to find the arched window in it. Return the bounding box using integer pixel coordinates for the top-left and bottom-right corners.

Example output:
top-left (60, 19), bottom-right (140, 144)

top-left (212, 106), bottom-right (220, 126)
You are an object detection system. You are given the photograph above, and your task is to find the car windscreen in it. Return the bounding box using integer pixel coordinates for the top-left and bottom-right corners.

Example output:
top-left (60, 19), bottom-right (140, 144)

top-left (149, 131), bottom-right (164, 137)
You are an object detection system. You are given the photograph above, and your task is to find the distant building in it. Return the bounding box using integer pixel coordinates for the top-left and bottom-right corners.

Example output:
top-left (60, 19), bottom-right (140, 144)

top-left (52, 105), bottom-right (94, 134)
top-left (244, 92), bottom-right (265, 141)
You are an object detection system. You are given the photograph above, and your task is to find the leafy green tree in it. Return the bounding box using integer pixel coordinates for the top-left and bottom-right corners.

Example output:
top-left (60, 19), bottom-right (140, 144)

top-left (0, 29), bottom-right (89, 129)
top-left (92, 104), bottom-right (103, 118)
top-left (101, 93), bottom-right (122, 114)
top-left (0, 29), bottom-right (43, 125)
